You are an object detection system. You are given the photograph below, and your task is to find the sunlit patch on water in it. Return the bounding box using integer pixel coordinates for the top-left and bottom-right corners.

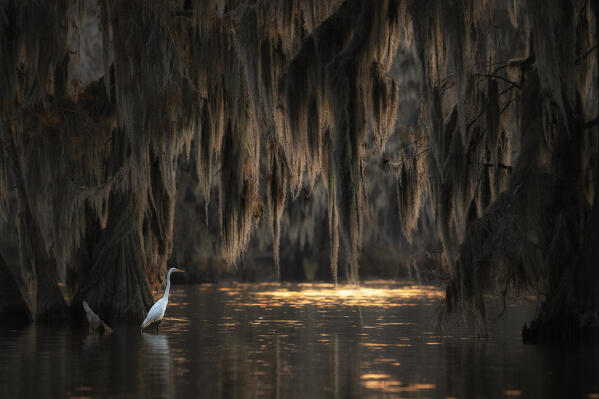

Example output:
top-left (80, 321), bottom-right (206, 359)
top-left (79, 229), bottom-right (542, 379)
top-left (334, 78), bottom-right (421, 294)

top-left (375, 358), bottom-right (400, 364)
top-left (246, 281), bottom-right (444, 308)
top-left (161, 316), bottom-right (191, 331)
top-left (361, 343), bottom-right (413, 348)
top-left (250, 320), bottom-right (303, 326)
top-left (167, 301), bottom-right (189, 307)
top-left (360, 373), bottom-right (392, 380)
top-left (217, 322), bottom-right (239, 328)
top-left (198, 281), bottom-right (443, 312)
top-left (360, 374), bottom-right (435, 394)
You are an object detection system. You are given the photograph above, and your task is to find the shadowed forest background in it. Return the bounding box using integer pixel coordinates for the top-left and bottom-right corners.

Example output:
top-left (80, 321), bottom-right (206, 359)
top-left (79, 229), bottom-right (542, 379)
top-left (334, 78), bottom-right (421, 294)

top-left (0, 0), bottom-right (597, 344)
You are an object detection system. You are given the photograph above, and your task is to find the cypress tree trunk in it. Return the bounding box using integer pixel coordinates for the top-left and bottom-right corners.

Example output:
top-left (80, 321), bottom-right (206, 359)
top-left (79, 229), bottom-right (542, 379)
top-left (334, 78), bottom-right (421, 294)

top-left (10, 137), bottom-right (68, 323)
top-left (523, 179), bottom-right (599, 343)
top-left (71, 193), bottom-right (153, 324)
top-left (13, 200), bottom-right (68, 322)
top-left (72, 162), bottom-right (175, 324)
top-left (0, 251), bottom-right (31, 324)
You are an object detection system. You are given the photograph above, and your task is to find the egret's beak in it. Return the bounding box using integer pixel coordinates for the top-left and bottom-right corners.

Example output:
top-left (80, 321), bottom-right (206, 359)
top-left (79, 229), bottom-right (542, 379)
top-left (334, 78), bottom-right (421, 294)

top-left (175, 268), bottom-right (185, 273)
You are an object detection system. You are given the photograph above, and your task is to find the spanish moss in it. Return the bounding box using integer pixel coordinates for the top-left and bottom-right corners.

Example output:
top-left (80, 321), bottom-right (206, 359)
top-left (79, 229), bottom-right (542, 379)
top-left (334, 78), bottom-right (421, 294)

top-left (0, 0), bottom-right (597, 348)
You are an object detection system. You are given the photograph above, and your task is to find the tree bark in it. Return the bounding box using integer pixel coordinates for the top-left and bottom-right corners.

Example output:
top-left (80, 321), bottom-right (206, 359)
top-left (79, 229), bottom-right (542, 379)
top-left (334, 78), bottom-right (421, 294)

top-left (73, 153), bottom-right (176, 324)
top-left (523, 185), bottom-right (599, 343)
top-left (72, 192), bottom-right (157, 324)
top-left (0, 251), bottom-right (31, 324)
top-left (10, 136), bottom-right (68, 323)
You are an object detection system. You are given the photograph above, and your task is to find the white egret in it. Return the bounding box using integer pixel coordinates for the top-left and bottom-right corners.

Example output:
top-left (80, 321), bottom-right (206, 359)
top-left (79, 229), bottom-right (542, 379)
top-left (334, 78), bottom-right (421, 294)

top-left (141, 267), bottom-right (184, 331)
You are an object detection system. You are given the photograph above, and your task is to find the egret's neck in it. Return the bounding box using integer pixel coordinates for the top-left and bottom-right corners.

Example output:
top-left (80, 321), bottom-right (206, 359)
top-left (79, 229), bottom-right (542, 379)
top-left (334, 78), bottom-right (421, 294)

top-left (163, 270), bottom-right (173, 300)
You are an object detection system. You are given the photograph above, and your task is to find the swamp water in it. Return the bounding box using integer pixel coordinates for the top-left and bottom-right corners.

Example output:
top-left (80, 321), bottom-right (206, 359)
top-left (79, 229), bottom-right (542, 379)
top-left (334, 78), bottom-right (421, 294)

top-left (1, 280), bottom-right (598, 398)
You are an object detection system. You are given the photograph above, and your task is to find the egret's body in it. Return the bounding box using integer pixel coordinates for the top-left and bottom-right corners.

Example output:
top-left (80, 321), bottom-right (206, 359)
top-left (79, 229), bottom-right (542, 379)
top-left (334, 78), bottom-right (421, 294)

top-left (141, 267), bottom-right (184, 331)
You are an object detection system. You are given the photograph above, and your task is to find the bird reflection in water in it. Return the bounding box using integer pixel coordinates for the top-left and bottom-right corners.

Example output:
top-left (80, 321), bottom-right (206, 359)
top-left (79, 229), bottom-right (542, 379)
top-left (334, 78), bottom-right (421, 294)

top-left (140, 333), bottom-right (173, 398)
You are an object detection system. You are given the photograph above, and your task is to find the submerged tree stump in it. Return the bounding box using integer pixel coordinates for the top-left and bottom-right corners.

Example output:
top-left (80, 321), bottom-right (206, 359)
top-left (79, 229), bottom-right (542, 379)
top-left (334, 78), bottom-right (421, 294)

top-left (82, 301), bottom-right (112, 334)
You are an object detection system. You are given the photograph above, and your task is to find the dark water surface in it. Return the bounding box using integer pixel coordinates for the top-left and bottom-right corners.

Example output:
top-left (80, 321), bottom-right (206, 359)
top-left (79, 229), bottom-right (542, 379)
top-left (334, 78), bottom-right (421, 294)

top-left (1, 281), bottom-right (598, 398)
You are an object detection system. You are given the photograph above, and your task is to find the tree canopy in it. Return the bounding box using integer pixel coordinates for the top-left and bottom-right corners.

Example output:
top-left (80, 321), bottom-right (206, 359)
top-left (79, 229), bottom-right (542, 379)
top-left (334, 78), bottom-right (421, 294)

top-left (0, 0), bottom-right (597, 341)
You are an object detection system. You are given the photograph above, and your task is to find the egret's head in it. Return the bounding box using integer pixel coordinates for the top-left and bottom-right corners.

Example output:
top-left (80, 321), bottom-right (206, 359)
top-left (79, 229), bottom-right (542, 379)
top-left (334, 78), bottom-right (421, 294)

top-left (168, 267), bottom-right (185, 273)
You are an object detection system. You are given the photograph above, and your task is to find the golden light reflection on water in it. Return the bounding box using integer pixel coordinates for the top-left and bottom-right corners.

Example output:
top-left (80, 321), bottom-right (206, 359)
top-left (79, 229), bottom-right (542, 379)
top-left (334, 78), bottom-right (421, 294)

top-left (1, 282), bottom-right (591, 399)
top-left (363, 382), bottom-right (436, 393)
top-left (182, 282), bottom-right (447, 396)
top-left (361, 343), bottom-right (413, 348)
top-left (361, 373), bottom-right (392, 380)
top-left (375, 358), bottom-right (400, 364)
top-left (249, 320), bottom-right (303, 326)
top-left (162, 316), bottom-right (191, 331)
top-left (360, 373), bottom-right (436, 394)
top-left (209, 281), bottom-right (444, 309)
